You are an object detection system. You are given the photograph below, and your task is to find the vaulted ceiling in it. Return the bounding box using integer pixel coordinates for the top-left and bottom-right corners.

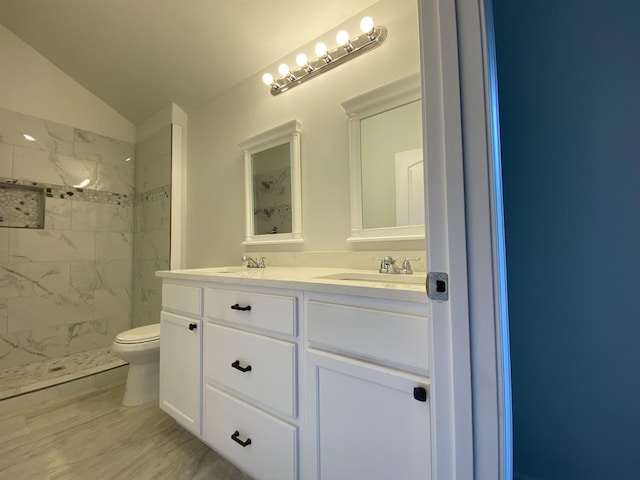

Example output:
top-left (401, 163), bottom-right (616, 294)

top-left (0, 0), bottom-right (380, 124)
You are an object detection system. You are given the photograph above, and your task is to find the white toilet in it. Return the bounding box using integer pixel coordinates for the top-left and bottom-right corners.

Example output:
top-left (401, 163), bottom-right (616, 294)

top-left (112, 323), bottom-right (161, 406)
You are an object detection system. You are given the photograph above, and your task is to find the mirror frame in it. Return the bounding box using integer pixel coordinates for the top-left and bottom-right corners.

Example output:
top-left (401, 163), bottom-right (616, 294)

top-left (239, 119), bottom-right (303, 245)
top-left (341, 73), bottom-right (424, 242)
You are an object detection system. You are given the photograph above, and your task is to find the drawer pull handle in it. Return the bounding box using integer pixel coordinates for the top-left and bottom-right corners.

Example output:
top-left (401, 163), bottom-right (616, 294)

top-left (231, 360), bottom-right (252, 372)
top-left (413, 386), bottom-right (428, 402)
top-left (188, 323), bottom-right (197, 331)
top-left (230, 303), bottom-right (252, 312)
top-left (231, 430), bottom-right (252, 447)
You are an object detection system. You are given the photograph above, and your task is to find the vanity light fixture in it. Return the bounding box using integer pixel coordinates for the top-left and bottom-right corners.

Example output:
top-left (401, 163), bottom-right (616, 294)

top-left (261, 16), bottom-right (387, 95)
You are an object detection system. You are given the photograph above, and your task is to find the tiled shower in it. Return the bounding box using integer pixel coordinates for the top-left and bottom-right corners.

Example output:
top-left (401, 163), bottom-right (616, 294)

top-left (0, 107), bottom-right (171, 397)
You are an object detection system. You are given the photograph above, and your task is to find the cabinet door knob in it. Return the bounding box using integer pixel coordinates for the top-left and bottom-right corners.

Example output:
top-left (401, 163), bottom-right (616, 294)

top-left (231, 360), bottom-right (252, 372)
top-left (231, 430), bottom-right (252, 447)
top-left (230, 303), bottom-right (252, 312)
top-left (413, 386), bottom-right (428, 402)
top-left (188, 323), bottom-right (197, 331)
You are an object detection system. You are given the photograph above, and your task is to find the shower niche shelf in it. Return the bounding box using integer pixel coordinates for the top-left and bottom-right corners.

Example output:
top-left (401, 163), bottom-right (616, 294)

top-left (0, 183), bottom-right (45, 229)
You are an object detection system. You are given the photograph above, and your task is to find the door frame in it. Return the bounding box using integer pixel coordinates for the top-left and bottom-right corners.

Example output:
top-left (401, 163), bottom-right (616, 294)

top-left (418, 0), bottom-right (512, 479)
top-left (419, 0), bottom-right (473, 478)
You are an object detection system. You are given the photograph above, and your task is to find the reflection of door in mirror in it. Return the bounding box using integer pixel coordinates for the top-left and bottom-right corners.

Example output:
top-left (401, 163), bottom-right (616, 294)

top-left (252, 142), bottom-right (292, 235)
top-left (360, 99), bottom-right (422, 229)
top-left (395, 148), bottom-right (424, 226)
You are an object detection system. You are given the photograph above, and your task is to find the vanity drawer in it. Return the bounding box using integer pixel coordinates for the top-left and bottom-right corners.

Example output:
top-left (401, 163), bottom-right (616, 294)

top-left (203, 384), bottom-right (297, 480)
top-left (162, 283), bottom-right (203, 317)
top-left (204, 288), bottom-right (296, 336)
top-left (307, 298), bottom-right (429, 372)
top-left (203, 322), bottom-right (296, 417)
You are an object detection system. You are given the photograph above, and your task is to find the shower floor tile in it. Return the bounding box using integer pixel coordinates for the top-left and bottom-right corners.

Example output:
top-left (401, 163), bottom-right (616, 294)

top-left (0, 347), bottom-right (127, 400)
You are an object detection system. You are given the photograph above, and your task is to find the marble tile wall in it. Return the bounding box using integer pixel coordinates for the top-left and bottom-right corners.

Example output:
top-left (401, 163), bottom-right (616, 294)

top-left (132, 125), bottom-right (171, 328)
top-left (0, 108), bottom-right (135, 369)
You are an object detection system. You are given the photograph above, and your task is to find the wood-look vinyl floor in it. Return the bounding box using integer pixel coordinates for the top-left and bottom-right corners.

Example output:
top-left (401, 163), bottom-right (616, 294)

top-left (0, 384), bottom-right (252, 480)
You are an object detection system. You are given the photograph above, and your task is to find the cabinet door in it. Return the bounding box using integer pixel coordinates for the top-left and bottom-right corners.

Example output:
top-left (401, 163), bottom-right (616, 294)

top-left (306, 350), bottom-right (431, 480)
top-left (160, 311), bottom-right (201, 435)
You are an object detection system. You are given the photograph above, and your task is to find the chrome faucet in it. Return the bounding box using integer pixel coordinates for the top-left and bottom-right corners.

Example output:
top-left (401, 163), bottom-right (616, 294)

top-left (374, 256), bottom-right (419, 274)
top-left (241, 255), bottom-right (266, 268)
top-left (374, 256), bottom-right (400, 274)
top-left (399, 257), bottom-right (419, 274)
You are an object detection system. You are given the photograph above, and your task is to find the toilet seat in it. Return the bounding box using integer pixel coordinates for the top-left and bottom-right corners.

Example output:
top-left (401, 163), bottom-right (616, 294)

top-left (114, 324), bottom-right (160, 344)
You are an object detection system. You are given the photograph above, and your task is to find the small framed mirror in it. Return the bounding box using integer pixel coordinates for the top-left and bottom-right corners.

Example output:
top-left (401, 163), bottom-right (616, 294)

top-left (342, 73), bottom-right (424, 242)
top-left (239, 120), bottom-right (303, 245)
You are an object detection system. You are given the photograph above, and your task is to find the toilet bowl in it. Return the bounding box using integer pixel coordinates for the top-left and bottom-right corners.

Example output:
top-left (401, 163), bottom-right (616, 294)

top-left (112, 323), bottom-right (160, 406)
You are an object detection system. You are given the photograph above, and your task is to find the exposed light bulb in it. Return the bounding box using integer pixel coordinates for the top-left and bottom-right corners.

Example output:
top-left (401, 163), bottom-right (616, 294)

top-left (296, 53), bottom-right (308, 68)
top-left (125, 157), bottom-right (132, 162)
top-left (262, 72), bottom-right (274, 85)
top-left (314, 42), bottom-right (328, 57)
top-left (336, 30), bottom-right (350, 46)
top-left (278, 63), bottom-right (290, 76)
top-left (22, 133), bottom-right (35, 142)
top-left (360, 16), bottom-right (375, 34)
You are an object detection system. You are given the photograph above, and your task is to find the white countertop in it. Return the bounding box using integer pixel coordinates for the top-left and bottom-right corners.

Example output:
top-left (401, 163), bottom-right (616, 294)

top-left (156, 266), bottom-right (428, 303)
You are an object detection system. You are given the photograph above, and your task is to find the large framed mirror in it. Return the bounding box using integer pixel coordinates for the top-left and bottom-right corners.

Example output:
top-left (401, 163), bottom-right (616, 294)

top-left (341, 73), bottom-right (424, 242)
top-left (239, 120), bottom-right (303, 245)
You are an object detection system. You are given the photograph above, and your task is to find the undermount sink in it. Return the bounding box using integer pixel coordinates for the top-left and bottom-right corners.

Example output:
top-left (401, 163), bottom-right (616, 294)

top-left (316, 272), bottom-right (426, 285)
top-left (199, 266), bottom-right (256, 275)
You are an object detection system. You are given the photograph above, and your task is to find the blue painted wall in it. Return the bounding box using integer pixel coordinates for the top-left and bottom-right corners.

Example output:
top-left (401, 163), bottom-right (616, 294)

top-left (492, 1), bottom-right (640, 478)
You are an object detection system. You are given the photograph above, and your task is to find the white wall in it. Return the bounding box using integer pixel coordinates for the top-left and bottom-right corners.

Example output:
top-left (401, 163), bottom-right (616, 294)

top-left (0, 24), bottom-right (135, 143)
top-left (186, 0), bottom-right (422, 268)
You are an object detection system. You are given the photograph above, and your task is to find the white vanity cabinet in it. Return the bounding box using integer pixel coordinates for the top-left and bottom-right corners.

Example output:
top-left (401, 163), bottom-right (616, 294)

top-left (157, 268), bottom-right (432, 480)
top-left (304, 293), bottom-right (431, 480)
top-left (201, 285), bottom-right (300, 480)
top-left (159, 283), bottom-right (203, 436)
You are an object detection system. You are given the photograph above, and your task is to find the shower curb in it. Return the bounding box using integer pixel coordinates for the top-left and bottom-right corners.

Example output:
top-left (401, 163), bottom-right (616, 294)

top-left (0, 364), bottom-right (128, 417)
